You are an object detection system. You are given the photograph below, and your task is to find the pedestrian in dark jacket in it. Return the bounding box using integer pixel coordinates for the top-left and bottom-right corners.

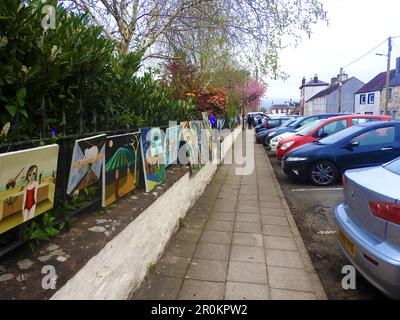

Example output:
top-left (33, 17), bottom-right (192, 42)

top-left (247, 115), bottom-right (253, 129)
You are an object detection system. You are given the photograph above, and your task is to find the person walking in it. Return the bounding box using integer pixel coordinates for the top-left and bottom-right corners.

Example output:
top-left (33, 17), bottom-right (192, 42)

top-left (247, 114), bottom-right (253, 129)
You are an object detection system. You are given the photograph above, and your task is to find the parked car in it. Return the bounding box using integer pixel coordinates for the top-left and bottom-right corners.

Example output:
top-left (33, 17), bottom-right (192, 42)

top-left (255, 116), bottom-right (295, 133)
top-left (335, 157), bottom-right (400, 299)
top-left (260, 113), bottom-right (344, 146)
top-left (255, 118), bottom-right (298, 144)
top-left (276, 115), bottom-right (391, 161)
top-left (281, 121), bottom-right (400, 186)
top-left (269, 120), bottom-right (321, 152)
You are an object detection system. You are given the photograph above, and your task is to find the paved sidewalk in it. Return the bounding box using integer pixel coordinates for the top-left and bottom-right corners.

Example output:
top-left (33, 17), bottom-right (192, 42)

top-left (132, 135), bottom-right (327, 300)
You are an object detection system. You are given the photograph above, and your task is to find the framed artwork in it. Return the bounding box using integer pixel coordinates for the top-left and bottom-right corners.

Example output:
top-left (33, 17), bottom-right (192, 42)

top-left (190, 120), bottom-right (207, 166)
top-left (67, 134), bottom-right (106, 195)
top-left (181, 121), bottom-right (201, 175)
top-left (0, 144), bottom-right (59, 235)
top-left (164, 125), bottom-right (181, 167)
top-left (140, 128), bottom-right (166, 192)
top-left (102, 132), bottom-right (140, 207)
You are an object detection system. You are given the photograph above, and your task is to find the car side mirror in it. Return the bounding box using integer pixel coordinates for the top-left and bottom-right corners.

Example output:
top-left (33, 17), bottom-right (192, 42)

top-left (319, 132), bottom-right (328, 139)
top-left (347, 141), bottom-right (359, 148)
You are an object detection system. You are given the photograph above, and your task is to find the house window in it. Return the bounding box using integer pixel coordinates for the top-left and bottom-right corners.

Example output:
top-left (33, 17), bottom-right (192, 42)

top-left (393, 110), bottom-right (398, 120)
top-left (359, 94), bottom-right (366, 104)
top-left (388, 88), bottom-right (393, 101)
top-left (368, 93), bottom-right (375, 104)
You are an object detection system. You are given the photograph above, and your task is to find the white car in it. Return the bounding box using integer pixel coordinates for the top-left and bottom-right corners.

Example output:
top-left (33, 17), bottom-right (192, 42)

top-left (269, 132), bottom-right (296, 152)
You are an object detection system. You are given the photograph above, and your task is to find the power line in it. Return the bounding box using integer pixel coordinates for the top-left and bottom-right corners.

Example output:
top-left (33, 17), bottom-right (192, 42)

top-left (342, 38), bottom-right (388, 69)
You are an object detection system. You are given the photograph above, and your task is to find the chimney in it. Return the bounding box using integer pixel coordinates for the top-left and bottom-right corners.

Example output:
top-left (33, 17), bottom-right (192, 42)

top-left (313, 74), bottom-right (318, 83)
top-left (396, 57), bottom-right (400, 75)
top-left (302, 77), bottom-right (306, 86)
top-left (331, 77), bottom-right (338, 85)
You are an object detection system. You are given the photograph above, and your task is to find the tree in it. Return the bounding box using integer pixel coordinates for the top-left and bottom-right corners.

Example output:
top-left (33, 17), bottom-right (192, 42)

top-left (68, 0), bottom-right (327, 77)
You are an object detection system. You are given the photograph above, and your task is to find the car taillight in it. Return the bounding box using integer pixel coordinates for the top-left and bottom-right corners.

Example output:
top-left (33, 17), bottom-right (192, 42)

top-left (342, 175), bottom-right (346, 190)
top-left (264, 119), bottom-right (268, 128)
top-left (368, 201), bottom-right (400, 225)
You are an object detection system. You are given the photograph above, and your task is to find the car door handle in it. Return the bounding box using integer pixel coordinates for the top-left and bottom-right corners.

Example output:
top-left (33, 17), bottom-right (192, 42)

top-left (380, 147), bottom-right (393, 151)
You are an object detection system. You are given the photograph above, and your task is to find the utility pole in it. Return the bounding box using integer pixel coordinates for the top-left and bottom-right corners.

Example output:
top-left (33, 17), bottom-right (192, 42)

top-left (337, 67), bottom-right (343, 113)
top-left (384, 36), bottom-right (392, 116)
top-left (242, 69), bottom-right (245, 131)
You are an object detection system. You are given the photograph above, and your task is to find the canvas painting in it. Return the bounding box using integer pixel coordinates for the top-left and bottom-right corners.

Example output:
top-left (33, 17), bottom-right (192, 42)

top-left (190, 120), bottom-right (207, 166)
top-left (181, 121), bottom-right (201, 174)
top-left (140, 128), bottom-right (166, 192)
top-left (0, 144), bottom-right (59, 235)
top-left (67, 134), bottom-right (106, 195)
top-left (102, 132), bottom-right (140, 207)
top-left (164, 125), bottom-right (181, 167)
top-left (202, 112), bottom-right (212, 131)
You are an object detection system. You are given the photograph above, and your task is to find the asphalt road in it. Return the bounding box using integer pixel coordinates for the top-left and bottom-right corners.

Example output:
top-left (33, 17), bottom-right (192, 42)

top-left (266, 148), bottom-right (387, 300)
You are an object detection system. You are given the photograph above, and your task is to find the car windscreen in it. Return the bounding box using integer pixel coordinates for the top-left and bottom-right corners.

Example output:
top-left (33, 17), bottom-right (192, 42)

top-left (288, 118), bottom-right (303, 127)
top-left (295, 119), bottom-right (325, 136)
top-left (281, 118), bottom-right (296, 127)
top-left (384, 157), bottom-right (400, 175)
top-left (319, 125), bottom-right (364, 144)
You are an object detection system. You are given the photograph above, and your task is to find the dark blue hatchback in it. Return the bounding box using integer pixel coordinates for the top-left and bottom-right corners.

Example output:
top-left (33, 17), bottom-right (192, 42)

top-left (282, 121), bottom-right (400, 186)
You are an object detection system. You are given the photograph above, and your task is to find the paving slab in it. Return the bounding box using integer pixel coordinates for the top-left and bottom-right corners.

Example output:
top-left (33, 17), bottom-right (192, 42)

top-left (225, 282), bottom-right (270, 300)
top-left (178, 280), bottom-right (225, 300)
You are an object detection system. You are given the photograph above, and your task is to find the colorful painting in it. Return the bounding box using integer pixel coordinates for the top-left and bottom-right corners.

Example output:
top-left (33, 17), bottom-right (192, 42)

top-left (217, 119), bottom-right (225, 131)
top-left (181, 122), bottom-right (201, 174)
top-left (190, 120), bottom-right (207, 166)
top-left (67, 134), bottom-right (106, 195)
top-left (102, 132), bottom-right (140, 207)
top-left (140, 128), bottom-right (166, 192)
top-left (164, 125), bottom-right (181, 167)
top-left (0, 144), bottom-right (59, 235)
top-left (201, 113), bottom-right (214, 162)
top-left (202, 112), bottom-right (212, 131)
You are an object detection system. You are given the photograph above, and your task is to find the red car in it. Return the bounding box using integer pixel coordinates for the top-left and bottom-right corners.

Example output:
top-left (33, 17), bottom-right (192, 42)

top-left (276, 115), bottom-right (391, 161)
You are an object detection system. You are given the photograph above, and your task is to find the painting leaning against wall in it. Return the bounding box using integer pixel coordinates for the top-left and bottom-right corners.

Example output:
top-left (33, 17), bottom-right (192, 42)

top-left (181, 121), bottom-right (202, 175)
top-left (140, 128), bottom-right (166, 192)
top-left (0, 144), bottom-right (59, 235)
top-left (164, 125), bottom-right (181, 167)
top-left (67, 134), bottom-right (106, 195)
top-left (102, 132), bottom-right (140, 207)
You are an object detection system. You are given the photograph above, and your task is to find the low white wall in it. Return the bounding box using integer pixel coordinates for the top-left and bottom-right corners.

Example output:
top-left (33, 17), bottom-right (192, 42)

top-left (51, 127), bottom-right (241, 300)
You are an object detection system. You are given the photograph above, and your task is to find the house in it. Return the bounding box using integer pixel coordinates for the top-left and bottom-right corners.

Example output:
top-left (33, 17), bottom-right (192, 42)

top-left (354, 70), bottom-right (396, 115)
top-left (379, 57), bottom-right (400, 119)
top-left (305, 74), bottom-right (364, 115)
top-left (299, 75), bottom-right (329, 115)
top-left (271, 104), bottom-right (289, 114)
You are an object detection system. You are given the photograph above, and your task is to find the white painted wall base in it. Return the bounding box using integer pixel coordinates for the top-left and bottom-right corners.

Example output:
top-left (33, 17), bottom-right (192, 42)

top-left (51, 127), bottom-right (241, 300)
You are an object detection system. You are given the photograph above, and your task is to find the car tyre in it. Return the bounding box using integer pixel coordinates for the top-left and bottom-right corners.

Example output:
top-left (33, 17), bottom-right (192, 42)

top-left (309, 161), bottom-right (338, 186)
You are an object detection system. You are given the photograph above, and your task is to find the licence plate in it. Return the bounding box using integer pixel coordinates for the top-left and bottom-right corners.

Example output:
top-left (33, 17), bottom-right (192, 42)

top-left (337, 229), bottom-right (355, 257)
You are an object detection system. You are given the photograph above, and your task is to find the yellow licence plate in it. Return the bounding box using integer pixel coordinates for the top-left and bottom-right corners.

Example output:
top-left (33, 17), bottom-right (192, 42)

top-left (337, 229), bottom-right (355, 257)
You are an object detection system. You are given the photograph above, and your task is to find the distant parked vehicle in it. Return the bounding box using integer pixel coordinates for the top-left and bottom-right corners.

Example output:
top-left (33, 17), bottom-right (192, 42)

top-left (255, 116), bottom-right (295, 133)
top-left (276, 115), bottom-right (391, 161)
top-left (260, 113), bottom-right (344, 146)
top-left (281, 121), bottom-right (400, 186)
top-left (335, 156), bottom-right (400, 299)
top-left (255, 118), bottom-right (298, 144)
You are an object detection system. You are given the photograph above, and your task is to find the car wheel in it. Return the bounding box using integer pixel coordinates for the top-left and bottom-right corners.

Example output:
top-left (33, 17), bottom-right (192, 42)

top-left (309, 161), bottom-right (338, 186)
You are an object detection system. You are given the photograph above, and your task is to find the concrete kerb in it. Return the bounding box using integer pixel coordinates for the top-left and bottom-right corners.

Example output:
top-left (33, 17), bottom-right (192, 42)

top-left (261, 149), bottom-right (328, 300)
top-left (51, 127), bottom-right (242, 300)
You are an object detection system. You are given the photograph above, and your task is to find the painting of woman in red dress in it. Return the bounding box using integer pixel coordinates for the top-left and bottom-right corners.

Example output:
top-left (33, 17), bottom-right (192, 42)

top-left (21, 165), bottom-right (38, 222)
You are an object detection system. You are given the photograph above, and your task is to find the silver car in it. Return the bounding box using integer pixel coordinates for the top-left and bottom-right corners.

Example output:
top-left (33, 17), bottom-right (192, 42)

top-left (335, 157), bottom-right (400, 299)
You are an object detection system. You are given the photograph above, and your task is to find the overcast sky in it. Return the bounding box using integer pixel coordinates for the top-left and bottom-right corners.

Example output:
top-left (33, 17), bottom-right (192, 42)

top-left (265, 0), bottom-right (400, 104)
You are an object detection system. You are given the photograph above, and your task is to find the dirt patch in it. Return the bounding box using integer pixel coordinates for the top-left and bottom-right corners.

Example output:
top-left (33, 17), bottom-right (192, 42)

top-left (0, 165), bottom-right (189, 300)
